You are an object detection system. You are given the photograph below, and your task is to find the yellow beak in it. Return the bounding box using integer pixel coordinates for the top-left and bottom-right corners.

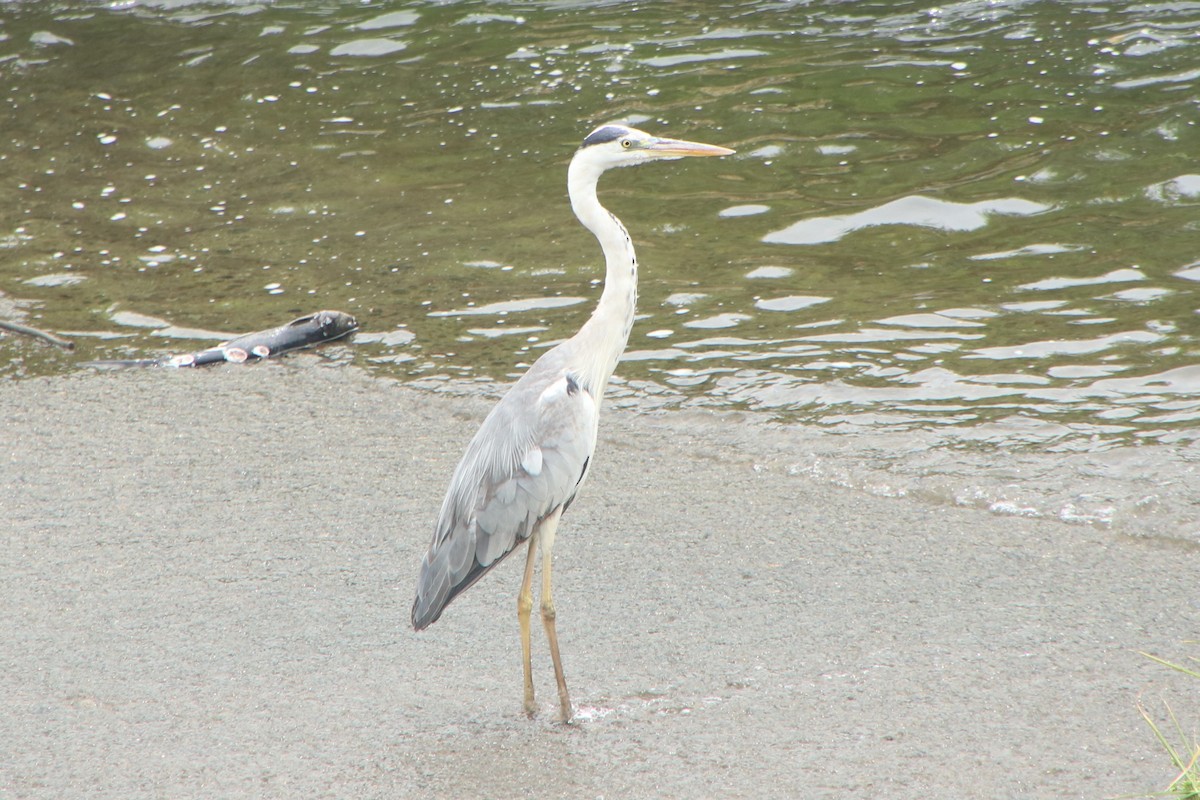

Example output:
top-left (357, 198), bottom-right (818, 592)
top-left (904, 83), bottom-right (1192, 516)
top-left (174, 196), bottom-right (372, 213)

top-left (645, 137), bottom-right (736, 158)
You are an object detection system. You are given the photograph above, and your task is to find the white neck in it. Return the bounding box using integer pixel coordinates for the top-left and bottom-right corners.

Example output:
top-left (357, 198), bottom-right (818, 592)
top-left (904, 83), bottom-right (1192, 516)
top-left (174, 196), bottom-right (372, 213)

top-left (566, 156), bottom-right (638, 400)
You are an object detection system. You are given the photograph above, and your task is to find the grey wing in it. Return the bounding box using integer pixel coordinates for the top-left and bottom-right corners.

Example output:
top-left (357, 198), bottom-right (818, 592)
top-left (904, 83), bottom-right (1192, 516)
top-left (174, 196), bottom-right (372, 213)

top-left (411, 368), bottom-right (598, 630)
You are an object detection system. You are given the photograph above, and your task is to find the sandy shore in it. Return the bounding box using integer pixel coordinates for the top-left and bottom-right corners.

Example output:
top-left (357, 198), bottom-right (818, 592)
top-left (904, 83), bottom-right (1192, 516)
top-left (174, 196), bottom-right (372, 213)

top-left (2, 362), bottom-right (1196, 798)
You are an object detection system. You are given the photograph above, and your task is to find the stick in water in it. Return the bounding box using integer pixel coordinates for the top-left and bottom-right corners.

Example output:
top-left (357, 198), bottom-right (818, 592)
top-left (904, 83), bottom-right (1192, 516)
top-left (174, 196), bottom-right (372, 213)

top-left (0, 320), bottom-right (76, 351)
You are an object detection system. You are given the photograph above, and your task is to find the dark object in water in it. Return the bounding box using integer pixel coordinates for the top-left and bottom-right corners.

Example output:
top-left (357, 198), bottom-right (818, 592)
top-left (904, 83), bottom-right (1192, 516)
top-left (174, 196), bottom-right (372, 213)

top-left (89, 310), bottom-right (358, 368)
top-left (0, 319), bottom-right (76, 350)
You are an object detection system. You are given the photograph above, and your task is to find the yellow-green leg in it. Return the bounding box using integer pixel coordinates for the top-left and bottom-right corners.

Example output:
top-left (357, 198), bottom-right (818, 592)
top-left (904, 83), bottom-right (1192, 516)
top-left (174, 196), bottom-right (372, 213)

top-left (517, 526), bottom-right (540, 717)
top-left (537, 509), bottom-right (573, 723)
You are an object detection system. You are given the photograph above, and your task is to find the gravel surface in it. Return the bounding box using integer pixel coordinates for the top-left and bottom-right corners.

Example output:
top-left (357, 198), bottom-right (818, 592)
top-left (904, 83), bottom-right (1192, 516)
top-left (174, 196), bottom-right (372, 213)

top-left (2, 363), bottom-right (1196, 799)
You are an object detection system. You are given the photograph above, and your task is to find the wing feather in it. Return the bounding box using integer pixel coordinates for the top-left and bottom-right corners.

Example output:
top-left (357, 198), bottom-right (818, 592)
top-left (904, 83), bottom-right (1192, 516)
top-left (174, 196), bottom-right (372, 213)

top-left (412, 360), bottom-right (598, 629)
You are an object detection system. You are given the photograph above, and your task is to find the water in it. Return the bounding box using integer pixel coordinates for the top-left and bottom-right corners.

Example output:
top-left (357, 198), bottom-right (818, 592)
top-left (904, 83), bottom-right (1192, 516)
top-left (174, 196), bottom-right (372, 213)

top-left (1, 0), bottom-right (1197, 538)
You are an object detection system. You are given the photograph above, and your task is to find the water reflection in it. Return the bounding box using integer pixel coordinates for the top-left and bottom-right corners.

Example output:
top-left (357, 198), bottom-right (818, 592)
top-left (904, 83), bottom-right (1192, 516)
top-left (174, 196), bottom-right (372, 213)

top-left (427, 296), bottom-right (586, 318)
top-left (755, 295), bottom-right (829, 313)
top-left (762, 196), bottom-right (1053, 246)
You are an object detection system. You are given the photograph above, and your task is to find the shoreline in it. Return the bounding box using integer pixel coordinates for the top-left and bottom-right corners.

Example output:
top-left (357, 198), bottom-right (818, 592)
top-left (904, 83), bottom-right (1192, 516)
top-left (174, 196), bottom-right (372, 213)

top-left (2, 362), bottom-right (1196, 798)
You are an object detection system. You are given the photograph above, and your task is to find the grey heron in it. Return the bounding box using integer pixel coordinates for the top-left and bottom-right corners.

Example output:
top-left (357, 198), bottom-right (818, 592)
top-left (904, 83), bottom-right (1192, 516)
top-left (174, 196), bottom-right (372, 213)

top-left (411, 123), bottom-right (734, 722)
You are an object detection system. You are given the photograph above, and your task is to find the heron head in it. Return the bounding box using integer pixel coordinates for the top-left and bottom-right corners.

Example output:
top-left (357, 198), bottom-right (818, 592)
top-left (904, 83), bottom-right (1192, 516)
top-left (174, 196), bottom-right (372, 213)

top-left (577, 124), bottom-right (735, 169)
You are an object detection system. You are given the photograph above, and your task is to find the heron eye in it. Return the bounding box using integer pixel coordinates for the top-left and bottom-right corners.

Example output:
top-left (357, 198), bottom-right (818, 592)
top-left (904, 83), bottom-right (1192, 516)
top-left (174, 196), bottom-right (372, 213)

top-left (620, 139), bottom-right (632, 148)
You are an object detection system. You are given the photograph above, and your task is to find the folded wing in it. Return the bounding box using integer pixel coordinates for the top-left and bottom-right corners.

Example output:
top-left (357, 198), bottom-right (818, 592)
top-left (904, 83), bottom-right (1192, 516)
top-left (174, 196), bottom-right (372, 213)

top-left (411, 365), bottom-right (598, 630)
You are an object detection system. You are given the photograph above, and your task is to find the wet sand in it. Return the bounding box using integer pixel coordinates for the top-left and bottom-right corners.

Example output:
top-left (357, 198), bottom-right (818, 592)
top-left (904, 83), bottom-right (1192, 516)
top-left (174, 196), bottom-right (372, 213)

top-left (2, 362), bottom-right (1196, 799)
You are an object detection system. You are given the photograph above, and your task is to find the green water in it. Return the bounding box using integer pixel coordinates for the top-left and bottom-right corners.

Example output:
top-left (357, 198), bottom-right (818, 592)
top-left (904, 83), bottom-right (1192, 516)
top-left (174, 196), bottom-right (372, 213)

top-left (2, 1), bottom-right (1198, 532)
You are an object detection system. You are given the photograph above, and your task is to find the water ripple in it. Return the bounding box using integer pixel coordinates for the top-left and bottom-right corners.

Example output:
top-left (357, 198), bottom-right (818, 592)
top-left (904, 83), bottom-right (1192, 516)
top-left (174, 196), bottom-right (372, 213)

top-left (763, 196), bottom-right (1053, 245)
